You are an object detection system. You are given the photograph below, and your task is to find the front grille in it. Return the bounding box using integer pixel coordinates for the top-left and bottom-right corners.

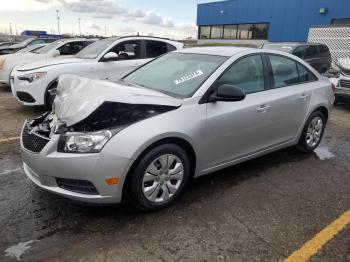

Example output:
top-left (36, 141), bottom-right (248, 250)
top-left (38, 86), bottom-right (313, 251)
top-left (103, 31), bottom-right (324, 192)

top-left (339, 79), bottom-right (350, 89)
top-left (56, 178), bottom-right (99, 195)
top-left (22, 122), bottom-right (50, 153)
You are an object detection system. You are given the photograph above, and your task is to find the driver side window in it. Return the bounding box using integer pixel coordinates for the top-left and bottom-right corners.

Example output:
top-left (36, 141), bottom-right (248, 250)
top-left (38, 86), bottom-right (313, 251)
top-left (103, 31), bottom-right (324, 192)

top-left (215, 55), bottom-right (265, 94)
top-left (109, 40), bottom-right (142, 61)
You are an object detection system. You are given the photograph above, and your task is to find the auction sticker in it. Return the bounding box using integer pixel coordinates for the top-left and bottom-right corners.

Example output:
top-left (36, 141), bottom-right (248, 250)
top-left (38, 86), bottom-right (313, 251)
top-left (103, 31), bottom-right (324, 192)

top-left (174, 70), bottom-right (204, 85)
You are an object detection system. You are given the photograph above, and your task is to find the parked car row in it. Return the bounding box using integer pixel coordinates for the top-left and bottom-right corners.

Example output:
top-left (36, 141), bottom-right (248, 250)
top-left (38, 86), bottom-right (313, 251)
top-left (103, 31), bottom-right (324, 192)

top-left (0, 37), bottom-right (58, 55)
top-left (0, 38), bottom-right (95, 87)
top-left (16, 40), bottom-right (334, 210)
top-left (9, 36), bottom-right (183, 109)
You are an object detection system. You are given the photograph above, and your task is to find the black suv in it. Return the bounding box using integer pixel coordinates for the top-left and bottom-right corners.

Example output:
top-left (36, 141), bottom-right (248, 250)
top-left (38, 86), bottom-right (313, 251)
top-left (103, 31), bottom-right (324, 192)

top-left (262, 43), bottom-right (332, 74)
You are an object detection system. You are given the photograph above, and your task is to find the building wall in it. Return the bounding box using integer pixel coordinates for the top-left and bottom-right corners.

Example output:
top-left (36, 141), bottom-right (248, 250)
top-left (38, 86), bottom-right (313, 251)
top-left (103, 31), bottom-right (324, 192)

top-left (197, 0), bottom-right (350, 42)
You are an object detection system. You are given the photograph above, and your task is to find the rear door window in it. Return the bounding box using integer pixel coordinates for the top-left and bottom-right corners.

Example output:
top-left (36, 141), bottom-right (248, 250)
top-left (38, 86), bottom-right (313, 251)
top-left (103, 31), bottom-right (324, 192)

top-left (268, 55), bottom-right (318, 87)
top-left (297, 63), bottom-right (317, 82)
top-left (145, 40), bottom-right (168, 58)
top-left (268, 55), bottom-right (299, 88)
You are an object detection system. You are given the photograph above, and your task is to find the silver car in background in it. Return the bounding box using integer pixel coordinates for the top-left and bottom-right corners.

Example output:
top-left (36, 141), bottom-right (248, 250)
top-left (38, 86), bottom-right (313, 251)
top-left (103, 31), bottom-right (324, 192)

top-left (21, 47), bottom-right (335, 211)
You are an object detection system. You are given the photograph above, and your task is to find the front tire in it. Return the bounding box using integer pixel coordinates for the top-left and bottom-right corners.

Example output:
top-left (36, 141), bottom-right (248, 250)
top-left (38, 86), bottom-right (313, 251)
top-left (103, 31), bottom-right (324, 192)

top-left (45, 81), bottom-right (57, 110)
top-left (126, 144), bottom-right (191, 211)
top-left (298, 111), bottom-right (326, 152)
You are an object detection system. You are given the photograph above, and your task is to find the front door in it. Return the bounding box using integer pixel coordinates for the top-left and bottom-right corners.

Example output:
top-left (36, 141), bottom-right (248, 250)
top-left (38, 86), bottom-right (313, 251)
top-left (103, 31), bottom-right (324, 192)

top-left (204, 54), bottom-right (274, 169)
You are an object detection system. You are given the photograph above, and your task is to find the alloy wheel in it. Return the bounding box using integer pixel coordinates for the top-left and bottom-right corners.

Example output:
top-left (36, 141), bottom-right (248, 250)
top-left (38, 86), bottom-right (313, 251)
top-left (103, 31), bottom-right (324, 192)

top-left (306, 116), bottom-right (323, 147)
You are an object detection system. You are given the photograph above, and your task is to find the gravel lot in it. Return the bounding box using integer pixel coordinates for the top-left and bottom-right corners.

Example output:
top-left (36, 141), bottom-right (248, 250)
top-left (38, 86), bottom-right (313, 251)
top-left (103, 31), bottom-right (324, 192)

top-left (0, 86), bottom-right (349, 262)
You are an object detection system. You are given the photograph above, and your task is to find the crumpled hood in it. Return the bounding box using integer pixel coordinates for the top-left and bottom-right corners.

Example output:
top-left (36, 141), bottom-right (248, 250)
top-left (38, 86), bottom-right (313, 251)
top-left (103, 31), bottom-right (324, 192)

top-left (54, 75), bottom-right (182, 126)
top-left (17, 57), bottom-right (84, 72)
top-left (338, 58), bottom-right (350, 70)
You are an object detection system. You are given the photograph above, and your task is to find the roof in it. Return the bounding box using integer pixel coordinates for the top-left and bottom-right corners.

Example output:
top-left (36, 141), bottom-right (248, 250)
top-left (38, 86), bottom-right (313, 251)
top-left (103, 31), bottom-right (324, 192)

top-left (176, 46), bottom-right (250, 56)
top-left (265, 42), bottom-right (324, 47)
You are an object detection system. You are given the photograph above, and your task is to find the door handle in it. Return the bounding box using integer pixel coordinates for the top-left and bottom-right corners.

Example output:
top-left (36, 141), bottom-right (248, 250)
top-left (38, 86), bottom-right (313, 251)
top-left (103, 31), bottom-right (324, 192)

top-left (299, 94), bottom-right (309, 100)
top-left (257, 104), bottom-right (271, 113)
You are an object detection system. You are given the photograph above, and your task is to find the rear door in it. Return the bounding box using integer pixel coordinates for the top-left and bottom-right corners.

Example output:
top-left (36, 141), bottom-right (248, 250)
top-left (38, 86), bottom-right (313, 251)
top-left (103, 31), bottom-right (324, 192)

top-left (263, 54), bottom-right (316, 143)
top-left (98, 40), bottom-right (145, 81)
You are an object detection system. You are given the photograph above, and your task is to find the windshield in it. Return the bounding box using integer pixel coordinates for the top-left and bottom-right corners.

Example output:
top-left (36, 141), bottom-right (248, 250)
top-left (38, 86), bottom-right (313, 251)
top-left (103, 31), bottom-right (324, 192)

top-left (11, 38), bottom-right (35, 48)
top-left (124, 53), bottom-right (228, 98)
top-left (16, 44), bottom-right (44, 53)
top-left (32, 41), bottom-right (62, 54)
top-left (262, 44), bottom-right (294, 53)
top-left (76, 38), bottom-right (115, 59)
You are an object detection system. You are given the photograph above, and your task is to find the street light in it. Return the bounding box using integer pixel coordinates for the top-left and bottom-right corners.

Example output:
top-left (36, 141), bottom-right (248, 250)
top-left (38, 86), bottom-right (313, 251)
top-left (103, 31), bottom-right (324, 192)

top-left (56, 10), bottom-right (60, 35)
top-left (78, 18), bottom-right (81, 36)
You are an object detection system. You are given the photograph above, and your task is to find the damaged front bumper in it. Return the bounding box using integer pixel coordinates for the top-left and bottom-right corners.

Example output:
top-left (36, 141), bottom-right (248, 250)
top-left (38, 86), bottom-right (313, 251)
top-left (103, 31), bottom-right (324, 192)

top-left (21, 114), bottom-right (133, 204)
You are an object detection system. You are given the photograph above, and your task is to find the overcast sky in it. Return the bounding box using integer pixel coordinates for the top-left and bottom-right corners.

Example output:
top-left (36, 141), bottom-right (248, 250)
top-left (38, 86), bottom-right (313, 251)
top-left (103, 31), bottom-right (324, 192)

top-left (0, 0), bottom-right (225, 39)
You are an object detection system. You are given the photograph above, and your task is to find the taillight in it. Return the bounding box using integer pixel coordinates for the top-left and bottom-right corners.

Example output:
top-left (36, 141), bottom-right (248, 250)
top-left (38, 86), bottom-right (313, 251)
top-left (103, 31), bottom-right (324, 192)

top-left (331, 83), bottom-right (336, 93)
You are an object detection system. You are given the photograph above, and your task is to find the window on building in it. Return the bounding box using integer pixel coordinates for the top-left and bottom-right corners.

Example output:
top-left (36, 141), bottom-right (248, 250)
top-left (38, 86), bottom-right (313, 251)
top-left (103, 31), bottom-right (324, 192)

top-left (199, 23), bottom-right (269, 40)
top-left (211, 26), bottom-right (224, 39)
top-left (332, 18), bottom-right (350, 25)
top-left (223, 25), bottom-right (238, 39)
top-left (253, 24), bottom-right (269, 39)
top-left (199, 26), bottom-right (211, 39)
top-left (237, 24), bottom-right (254, 39)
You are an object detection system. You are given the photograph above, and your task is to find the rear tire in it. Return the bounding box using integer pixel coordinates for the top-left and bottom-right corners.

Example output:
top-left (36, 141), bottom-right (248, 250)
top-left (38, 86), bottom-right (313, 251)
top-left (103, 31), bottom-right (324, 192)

top-left (126, 144), bottom-right (191, 212)
top-left (298, 111), bottom-right (326, 153)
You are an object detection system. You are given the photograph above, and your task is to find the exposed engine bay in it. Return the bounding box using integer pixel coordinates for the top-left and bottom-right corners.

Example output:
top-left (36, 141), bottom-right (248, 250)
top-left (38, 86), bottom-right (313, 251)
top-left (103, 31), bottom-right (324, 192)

top-left (27, 102), bottom-right (178, 139)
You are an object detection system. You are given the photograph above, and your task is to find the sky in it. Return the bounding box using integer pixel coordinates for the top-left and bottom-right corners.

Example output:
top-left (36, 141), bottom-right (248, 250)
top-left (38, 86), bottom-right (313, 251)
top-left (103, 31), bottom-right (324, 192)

top-left (0, 0), bottom-right (224, 39)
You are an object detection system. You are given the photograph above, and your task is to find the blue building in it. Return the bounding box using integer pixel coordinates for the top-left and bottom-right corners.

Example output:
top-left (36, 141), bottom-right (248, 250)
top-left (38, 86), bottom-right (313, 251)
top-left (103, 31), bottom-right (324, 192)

top-left (197, 0), bottom-right (350, 43)
top-left (21, 30), bottom-right (63, 39)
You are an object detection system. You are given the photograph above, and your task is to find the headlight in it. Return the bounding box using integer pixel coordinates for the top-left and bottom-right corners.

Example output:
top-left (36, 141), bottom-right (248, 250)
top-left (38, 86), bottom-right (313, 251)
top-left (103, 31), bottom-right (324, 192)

top-left (18, 72), bottom-right (47, 83)
top-left (0, 59), bottom-right (5, 70)
top-left (58, 130), bottom-right (113, 153)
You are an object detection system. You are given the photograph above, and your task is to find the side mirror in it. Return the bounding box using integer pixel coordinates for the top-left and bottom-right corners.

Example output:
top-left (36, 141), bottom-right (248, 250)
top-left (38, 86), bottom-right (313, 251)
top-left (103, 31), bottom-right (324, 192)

top-left (51, 50), bottom-right (60, 57)
top-left (209, 84), bottom-right (246, 102)
top-left (103, 52), bottom-right (118, 62)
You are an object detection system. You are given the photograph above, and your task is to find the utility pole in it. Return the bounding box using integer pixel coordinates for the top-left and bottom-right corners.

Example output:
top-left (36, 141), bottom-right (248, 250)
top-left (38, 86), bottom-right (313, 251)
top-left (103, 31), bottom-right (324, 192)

top-left (105, 25), bottom-right (107, 37)
top-left (9, 22), bottom-right (12, 36)
top-left (56, 10), bottom-right (60, 35)
top-left (78, 18), bottom-right (81, 36)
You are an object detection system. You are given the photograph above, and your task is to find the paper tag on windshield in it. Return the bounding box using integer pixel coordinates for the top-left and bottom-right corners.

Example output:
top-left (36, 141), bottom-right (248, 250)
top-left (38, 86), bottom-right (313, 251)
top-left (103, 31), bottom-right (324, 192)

top-left (174, 70), bottom-right (203, 85)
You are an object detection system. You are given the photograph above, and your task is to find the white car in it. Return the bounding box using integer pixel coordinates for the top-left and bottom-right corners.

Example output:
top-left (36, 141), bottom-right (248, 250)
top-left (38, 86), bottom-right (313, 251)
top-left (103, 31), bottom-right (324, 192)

top-left (11, 36), bottom-right (183, 109)
top-left (0, 38), bottom-right (95, 87)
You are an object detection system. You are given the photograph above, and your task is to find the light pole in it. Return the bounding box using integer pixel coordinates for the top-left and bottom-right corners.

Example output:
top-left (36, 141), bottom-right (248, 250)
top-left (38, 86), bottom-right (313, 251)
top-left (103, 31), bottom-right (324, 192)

top-left (78, 18), bottom-right (81, 36)
top-left (56, 10), bottom-right (60, 35)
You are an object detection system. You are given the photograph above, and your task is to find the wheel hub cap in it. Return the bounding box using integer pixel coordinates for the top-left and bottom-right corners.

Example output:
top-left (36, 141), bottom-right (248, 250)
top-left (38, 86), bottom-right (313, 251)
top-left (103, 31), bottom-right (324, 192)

top-left (142, 154), bottom-right (184, 203)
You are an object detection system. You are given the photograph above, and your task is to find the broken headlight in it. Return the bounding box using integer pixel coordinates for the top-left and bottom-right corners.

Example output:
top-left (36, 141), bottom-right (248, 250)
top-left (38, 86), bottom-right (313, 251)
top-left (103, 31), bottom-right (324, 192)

top-left (58, 130), bottom-right (114, 153)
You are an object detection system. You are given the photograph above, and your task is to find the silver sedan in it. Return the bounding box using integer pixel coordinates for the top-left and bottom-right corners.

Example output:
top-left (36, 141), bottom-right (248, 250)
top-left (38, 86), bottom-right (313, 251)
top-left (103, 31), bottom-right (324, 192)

top-left (21, 47), bottom-right (335, 211)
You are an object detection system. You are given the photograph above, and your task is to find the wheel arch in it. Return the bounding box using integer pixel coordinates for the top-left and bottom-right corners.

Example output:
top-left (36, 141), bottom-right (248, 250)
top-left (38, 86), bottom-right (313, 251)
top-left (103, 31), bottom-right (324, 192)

top-left (122, 136), bottom-right (197, 201)
top-left (44, 78), bottom-right (58, 107)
